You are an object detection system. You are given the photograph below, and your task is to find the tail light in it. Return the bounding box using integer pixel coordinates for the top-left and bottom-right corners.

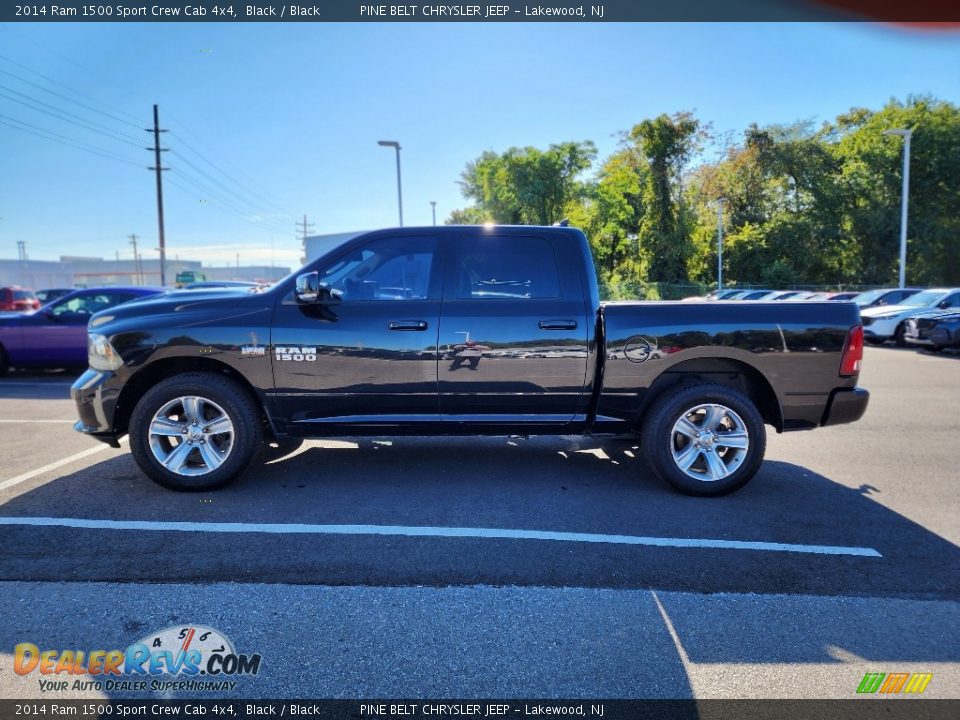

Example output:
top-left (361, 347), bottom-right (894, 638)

top-left (840, 324), bottom-right (863, 377)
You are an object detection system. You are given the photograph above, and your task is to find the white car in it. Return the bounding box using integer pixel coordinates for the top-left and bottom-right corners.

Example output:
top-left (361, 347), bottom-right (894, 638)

top-left (860, 288), bottom-right (960, 346)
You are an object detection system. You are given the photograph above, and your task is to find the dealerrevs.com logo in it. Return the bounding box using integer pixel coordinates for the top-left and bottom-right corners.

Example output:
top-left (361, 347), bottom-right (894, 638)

top-left (15, 625), bottom-right (261, 693)
top-left (857, 672), bottom-right (933, 695)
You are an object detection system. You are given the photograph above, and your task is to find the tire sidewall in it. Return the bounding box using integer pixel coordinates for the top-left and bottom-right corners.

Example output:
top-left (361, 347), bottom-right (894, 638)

top-left (642, 384), bottom-right (766, 497)
top-left (129, 373), bottom-right (261, 491)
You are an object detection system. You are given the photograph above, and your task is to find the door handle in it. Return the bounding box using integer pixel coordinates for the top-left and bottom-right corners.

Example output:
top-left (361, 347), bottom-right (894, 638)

top-left (388, 320), bottom-right (428, 331)
top-left (538, 319), bottom-right (578, 331)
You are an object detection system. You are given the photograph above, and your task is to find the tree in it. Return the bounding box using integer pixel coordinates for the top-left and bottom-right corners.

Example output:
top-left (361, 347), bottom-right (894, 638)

top-left (629, 112), bottom-right (705, 281)
top-left (453, 141), bottom-right (597, 226)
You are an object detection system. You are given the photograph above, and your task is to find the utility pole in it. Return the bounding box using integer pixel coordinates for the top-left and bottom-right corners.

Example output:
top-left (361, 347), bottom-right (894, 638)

top-left (147, 104), bottom-right (169, 286)
top-left (128, 234), bottom-right (142, 286)
top-left (16, 240), bottom-right (26, 286)
top-left (296, 215), bottom-right (315, 256)
top-left (297, 214), bottom-right (315, 241)
top-left (430, 201), bottom-right (437, 226)
top-left (236, 252), bottom-right (240, 270)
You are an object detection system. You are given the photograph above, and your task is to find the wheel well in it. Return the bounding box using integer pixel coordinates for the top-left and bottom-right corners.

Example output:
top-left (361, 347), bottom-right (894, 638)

top-left (635, 358), bottom-right (783, 432)
top-left (114, 357), bottom-right (272, 437)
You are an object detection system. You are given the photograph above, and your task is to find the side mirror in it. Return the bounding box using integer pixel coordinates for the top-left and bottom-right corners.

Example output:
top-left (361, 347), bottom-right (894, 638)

top-left (295, 273), bottom-right (340, 304)
top-left (295, 272), bottom-right (320, 304)
top-left (938, 300), bottom-right (951, 309)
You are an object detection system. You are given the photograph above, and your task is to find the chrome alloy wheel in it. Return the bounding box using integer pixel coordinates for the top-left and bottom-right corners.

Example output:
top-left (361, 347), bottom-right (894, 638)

top-left (669, 403), bottom-right (749, 482)
top-left (147, 396), bottom-right (235, 476)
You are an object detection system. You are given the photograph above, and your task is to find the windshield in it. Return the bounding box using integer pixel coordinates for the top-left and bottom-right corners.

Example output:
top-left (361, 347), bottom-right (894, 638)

top-left (902, 290), bottom-right (945, 307)
top-left (854, 289), bottom-right (886, 305)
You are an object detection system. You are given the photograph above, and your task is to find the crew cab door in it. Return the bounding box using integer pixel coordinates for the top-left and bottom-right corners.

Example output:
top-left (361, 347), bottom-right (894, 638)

top-left (270, 234), bottom-right (443, 429)
top-left (437, 232), bottom-right (590, 423)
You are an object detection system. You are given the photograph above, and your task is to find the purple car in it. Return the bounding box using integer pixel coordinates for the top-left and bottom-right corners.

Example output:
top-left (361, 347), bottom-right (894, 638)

top-left (0, 286), bottom-right (165, 374)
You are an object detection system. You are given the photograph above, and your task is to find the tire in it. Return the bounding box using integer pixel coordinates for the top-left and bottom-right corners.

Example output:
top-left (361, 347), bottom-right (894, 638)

top-left (0, 345), bottom-right (9, 375)
top-left (894, 323), bottom-right (908, 347)
top-left (864, 337), bottom-right (885, 346)
top-left (641, 383), bottom-right (766, 497)
top-left (129, 372), bottom-right (262, 491)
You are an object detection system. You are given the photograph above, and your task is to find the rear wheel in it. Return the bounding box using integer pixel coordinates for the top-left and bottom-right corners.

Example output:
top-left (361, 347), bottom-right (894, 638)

top-left (129, 372), bottom-right (261, 491)
top-left (865, 337), bottom-right (885, 346)
top-left (641, 383), bottom-right (766, 496)
top-left (0, 345), bottom-right (9, 375)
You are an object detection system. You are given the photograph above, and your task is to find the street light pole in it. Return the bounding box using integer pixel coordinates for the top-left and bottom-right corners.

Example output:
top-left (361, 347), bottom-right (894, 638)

top-left (430, 201), bottom-right (437, 226)
top-left (716, 198), bottom-right (725, 290)
top-left (883, 128), bottom-right (913, 289)
top-left (378, 140), bottom-right (403, 226)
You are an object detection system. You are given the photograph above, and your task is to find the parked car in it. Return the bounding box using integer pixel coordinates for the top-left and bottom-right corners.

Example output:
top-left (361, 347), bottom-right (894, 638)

top-left (766, 291), bottom-right (805, 301)
top-left (0, 286), bottom-right (40, 312)
top-left (860, 288), bottom-right (960, 346)
top-left (854, 287), bottom-right (922, 309)
top-left (904, 311), bottom-right (960, 352)
top-left (35, 288), bottom-right (74, 305)
top-left (0, 286), bottom-right (165, 374)
top-left (73, 225), bottom-right (867, 497)
top-left (183, 281), bottom-right (261, 290)
top-left (826, 292), bottom-right (861, 302)
top-left (738, 290), bottom-right (774, 300)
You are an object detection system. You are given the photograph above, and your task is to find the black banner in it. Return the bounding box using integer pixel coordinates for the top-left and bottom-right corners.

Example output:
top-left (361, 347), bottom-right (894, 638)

top-left (1, 700), bottom-right (959, 720)
top-left (3, 0), bottom-right (960, 23)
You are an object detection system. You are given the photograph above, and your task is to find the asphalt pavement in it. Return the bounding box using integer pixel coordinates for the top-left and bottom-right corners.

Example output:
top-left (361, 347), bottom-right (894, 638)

top-left (0, 346), bottom-right (957, 701)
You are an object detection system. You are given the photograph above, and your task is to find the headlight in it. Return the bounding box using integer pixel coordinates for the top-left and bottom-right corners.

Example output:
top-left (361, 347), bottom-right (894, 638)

top-left (88, 333), bottom-right (123, 372)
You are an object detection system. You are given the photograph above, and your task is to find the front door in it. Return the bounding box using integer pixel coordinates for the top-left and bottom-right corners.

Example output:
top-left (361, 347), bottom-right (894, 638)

top-left (270, 234), bottom-right (443, 430)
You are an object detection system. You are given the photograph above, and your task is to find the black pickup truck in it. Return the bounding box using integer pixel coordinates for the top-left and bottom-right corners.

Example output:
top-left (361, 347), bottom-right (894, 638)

top-left (72, 225), bottom-right (868, 496)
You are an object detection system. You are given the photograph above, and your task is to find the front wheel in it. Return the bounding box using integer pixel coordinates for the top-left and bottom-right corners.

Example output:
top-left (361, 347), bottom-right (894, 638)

top-left (894, 323), bottom-right (908, 347)
top-left (641, 383), bottom-right (766, 496)
top-left (129, 372), bottom-right (262, 491)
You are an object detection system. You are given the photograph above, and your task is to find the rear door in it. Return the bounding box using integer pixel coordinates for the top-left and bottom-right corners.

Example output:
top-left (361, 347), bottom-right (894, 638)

top-left (437, 231), bottom-right (590, 423)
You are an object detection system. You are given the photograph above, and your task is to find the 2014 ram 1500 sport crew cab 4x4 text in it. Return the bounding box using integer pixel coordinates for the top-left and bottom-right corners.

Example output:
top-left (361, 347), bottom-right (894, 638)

top-left (72, 225), bottom-right (869, 496)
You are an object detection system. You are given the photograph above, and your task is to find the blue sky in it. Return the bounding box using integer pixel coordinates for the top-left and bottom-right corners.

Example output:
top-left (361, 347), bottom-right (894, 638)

top-left (0, 22), bottom-right (958, 271)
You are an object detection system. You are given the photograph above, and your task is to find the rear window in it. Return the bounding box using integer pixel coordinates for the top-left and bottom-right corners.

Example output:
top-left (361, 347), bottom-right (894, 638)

top-left (12, 290), bottom-right (35, 301)
top-left (453, 236), bottom-right (561, 300)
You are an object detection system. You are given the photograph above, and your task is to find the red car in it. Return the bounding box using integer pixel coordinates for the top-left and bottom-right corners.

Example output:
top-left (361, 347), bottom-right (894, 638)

top-left (0, 287), bottom-right (40, 312)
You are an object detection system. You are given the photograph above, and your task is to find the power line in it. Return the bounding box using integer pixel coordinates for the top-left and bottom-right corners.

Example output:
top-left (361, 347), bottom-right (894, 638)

top-left (165, 175), bottom-right (295, 236)
top-left (168, 130), bottom-right (297, 220)
top-left (0, 84), bottom-right (145, 147)
top-left (168, 169), bottom-right (290, 233)
top-left (0, 52), bottom-right (144, 126)
top-left (0, 65), bottom-right (144, 131)
top-left (0, 114), bottom-right (144, 167)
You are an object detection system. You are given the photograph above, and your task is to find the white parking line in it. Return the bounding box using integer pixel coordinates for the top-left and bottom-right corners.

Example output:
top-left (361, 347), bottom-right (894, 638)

top-left (0, 419), bottom-right (74, 423)
top-left (0, 440), bottom-right (125, 493)
top-left (0, 516), bottom-right (883, 557)
top-left (0, 381), bottom-right (74, 387)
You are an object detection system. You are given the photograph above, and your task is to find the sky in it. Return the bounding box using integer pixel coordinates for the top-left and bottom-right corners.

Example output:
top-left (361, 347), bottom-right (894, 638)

top-left (0, 21), bottom-right (958, 272)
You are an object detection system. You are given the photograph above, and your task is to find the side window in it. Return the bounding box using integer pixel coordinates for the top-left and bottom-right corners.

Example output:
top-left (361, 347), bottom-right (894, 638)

top-left (453, 236), bottom-right (561, 300)
top-left (318, 236), bottom-right (437, 301)
top-left (944, 294), bottom-right (960, 309)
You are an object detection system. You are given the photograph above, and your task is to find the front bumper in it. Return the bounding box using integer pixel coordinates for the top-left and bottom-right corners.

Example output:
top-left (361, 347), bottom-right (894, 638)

top-left (71, 368), bottom-right (123, 446)
top-left (821, 387), bottom-right (870, 427)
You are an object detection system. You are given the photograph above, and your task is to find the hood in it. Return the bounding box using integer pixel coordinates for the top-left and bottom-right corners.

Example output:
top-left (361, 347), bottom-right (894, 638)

top-left (859, 303), bottom-right (926, 319)
top-left (88, 288), bottom-right (259, 327)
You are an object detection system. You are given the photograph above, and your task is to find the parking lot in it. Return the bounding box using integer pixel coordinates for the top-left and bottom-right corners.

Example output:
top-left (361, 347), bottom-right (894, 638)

top-left (0, 346), bottom-right (958, 700)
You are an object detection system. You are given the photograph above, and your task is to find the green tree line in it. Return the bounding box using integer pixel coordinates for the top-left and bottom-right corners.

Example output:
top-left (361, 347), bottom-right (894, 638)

top-left (448, 96), bottom-right (960, 297)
